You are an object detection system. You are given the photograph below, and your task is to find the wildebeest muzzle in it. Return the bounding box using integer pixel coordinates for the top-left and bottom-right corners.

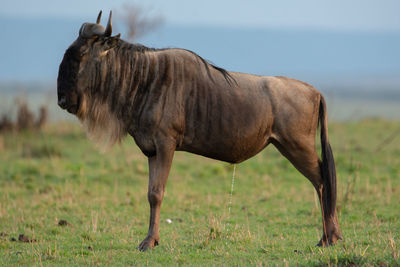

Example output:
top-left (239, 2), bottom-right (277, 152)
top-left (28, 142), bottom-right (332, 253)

top-left (57, 90), bottom-right (80, 114)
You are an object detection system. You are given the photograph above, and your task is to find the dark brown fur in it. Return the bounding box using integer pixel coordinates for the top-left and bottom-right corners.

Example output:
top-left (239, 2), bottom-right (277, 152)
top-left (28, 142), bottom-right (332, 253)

top-left (58, 14), bottom-right (342, 251)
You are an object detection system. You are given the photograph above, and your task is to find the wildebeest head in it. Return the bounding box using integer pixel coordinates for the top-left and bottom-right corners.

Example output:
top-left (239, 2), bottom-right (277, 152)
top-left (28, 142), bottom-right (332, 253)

top-left (57, 11), bottom-right (120, 117)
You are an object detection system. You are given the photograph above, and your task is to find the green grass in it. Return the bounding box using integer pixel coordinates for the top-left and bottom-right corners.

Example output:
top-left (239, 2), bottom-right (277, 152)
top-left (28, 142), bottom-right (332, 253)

top-left (0, 119), bottom-right (399, 266)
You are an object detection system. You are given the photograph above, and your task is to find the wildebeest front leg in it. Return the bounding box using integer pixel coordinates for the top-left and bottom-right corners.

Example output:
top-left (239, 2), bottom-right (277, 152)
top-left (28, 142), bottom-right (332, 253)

top-left (138, 142), bottom-right (175, 251)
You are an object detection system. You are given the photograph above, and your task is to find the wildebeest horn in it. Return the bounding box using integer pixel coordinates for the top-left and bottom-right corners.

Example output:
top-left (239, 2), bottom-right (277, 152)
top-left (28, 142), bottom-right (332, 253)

top-left (96, 10), bottom-right (102, 24)
top-left (79, 23), bottom-right (105, 38)
top-left (104, 11), bottom-right (112, 37)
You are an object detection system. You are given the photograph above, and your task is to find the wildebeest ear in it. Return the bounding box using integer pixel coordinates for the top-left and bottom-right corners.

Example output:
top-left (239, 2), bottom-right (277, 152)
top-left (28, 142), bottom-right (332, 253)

top-left (103, 34), bottom-right (120, 50)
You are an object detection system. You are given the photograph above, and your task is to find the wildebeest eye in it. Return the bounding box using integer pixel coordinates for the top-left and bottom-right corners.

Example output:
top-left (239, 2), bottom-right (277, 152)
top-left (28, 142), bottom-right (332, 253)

top-left (65, 47), bottom-right (82, 61)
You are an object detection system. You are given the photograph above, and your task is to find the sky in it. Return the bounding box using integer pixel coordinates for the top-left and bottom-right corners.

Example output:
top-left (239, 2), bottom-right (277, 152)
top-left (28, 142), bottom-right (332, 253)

top-left (2, 0), bottom-right (400, 32)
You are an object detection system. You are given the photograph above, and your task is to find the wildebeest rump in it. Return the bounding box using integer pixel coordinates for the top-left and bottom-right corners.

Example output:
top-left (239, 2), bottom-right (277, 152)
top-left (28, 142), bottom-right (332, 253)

top-left (57, 11), bottom-right (342, 251)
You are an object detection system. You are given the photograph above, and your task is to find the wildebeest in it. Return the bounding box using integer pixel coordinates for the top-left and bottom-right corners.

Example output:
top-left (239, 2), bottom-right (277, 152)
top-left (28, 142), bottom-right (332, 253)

top-left (57, 11), bottom-right (342, 251)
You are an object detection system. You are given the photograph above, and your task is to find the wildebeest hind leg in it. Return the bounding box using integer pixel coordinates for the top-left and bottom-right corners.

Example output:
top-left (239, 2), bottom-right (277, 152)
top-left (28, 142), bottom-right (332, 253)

top-left (138, 140), bottom-right (175, 251)
top-left (272, 139), bottom-right (342, 246)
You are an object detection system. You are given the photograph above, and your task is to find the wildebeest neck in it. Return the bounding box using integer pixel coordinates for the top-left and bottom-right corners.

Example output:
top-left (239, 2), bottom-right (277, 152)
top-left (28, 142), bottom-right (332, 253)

top-left (103, 43), bottom-right (158, 120)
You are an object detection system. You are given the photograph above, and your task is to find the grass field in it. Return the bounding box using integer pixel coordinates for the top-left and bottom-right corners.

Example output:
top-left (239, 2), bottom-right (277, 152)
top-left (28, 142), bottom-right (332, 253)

top-left (0, 119), bottom-right (399, 266)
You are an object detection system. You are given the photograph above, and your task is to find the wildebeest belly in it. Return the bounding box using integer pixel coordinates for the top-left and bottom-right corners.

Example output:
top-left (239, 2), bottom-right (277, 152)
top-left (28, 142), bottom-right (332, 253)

top-left (179, 133), bottom-right (271, 163)
top-left (179, 77), bottom-right (273, 163)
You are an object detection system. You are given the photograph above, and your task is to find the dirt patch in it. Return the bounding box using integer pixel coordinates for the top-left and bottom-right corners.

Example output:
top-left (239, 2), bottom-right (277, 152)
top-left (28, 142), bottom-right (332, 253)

top-left (17, 234), bottom-right (36, 243)
top-left (0, 232), bottom-right (8, 238)
top-left (58, 219), bottom-right (71, 226)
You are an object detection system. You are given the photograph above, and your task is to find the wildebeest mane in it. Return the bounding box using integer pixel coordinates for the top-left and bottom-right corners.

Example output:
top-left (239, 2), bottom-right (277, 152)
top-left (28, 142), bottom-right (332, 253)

top-left (180, 49), bottom-right (237, 86)
top-left (124, 41), bottom-right (236, 86)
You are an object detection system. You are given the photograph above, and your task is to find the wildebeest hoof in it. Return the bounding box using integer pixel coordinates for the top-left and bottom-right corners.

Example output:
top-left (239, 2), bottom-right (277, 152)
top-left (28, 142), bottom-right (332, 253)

top-left (138, 237), bottom-right (159, 251)
top-left (316, 233), bottom-right (343, 247)
top-left (316, 239), bottom-right (331, 247)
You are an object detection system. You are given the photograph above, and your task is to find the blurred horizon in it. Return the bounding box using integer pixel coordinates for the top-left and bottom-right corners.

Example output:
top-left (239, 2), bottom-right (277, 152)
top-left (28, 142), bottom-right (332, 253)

top-left (2, 0), bottom-right (399, 83)
top-left (2, 17), bottom-right (400, 83)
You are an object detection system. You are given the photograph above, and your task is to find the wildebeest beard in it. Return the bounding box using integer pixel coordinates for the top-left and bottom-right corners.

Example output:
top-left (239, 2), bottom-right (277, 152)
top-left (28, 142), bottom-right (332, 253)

top-left (58, 46), bottom-right (126, 151)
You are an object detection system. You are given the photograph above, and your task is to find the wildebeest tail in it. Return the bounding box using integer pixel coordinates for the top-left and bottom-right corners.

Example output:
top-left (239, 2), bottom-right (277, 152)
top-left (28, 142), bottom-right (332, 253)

top-left (318, 95), bottom-right (337, 216)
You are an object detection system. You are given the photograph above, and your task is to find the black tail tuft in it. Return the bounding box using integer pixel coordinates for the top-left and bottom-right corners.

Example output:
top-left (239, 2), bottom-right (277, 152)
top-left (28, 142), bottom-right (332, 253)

top-left (319, 96), bottom-right (337, 216)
